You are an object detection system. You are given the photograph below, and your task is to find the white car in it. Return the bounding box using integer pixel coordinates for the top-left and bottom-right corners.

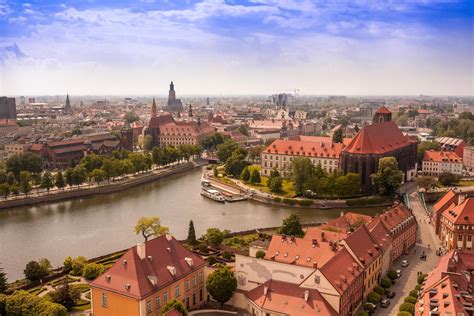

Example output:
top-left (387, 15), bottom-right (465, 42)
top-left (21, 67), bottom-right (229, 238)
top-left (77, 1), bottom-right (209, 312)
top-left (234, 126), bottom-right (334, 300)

top-left (401, 260), bottom-right (409, 267)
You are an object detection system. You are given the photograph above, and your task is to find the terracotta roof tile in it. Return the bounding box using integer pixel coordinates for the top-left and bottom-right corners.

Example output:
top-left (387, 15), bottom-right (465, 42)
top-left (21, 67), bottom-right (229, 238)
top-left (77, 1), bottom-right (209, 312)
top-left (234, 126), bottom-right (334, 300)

top-left (423, 150), bottom-right (462, 163)
top-left (442, 197), bottom-right (474, 225)
top-left (265, 139), bottom-right (343, 159)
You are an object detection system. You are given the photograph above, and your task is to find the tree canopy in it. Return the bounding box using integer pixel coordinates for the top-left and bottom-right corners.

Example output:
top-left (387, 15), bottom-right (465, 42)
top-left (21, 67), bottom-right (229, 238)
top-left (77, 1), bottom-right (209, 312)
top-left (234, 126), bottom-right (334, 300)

top-left (371, 157), bottom-right (403, 195)
top-left (279, 213), bottom-right (304, 237)
top-left (134, 216), bottom-right (169, 242)
top-left (206, 265), bottom-right (237, 308)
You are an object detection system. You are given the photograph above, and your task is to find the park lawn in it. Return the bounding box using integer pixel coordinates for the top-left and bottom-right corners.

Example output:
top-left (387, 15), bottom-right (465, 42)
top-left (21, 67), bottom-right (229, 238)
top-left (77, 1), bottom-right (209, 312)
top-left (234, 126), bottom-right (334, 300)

top-left (459, 180), bottom-right (474, 187)
top-left (246, 175), bottom-right (296, 198)
top-left (27, 286), bottom-right (47, 296)
top-left (222, 233), bottom-right (260, 250)
top-left (70, 284), bottom-right (91, 293)
top-left (71, 300), bottom-right (91, 311)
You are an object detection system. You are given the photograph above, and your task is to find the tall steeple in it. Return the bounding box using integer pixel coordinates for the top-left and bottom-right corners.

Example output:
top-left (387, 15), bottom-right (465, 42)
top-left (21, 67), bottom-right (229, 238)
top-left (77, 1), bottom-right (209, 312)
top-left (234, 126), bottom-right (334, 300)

top-left (188, 103), bottom-right (193, 117)
top-left (151, 98), bottom-right (157, 118)
top-left (65, 93), bottom-right (71, 109)
top-left (168, 81), bottom-right (176, 103)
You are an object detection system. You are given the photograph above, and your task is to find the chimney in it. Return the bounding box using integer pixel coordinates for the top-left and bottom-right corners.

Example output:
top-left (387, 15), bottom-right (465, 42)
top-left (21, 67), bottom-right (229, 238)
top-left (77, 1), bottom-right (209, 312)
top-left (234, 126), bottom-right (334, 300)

top-left (313, 262), bottom-right (318, 269)
top-left (340, 211), bottom-right (344, 218)
top-left (264, 286), bottom-right (269, 295)
top-left (137, 243), bottom-right (146, 259)
top-left (458, 193), bottom-right (466, 206)
top-left (304, 290), bottom-right (309, 302)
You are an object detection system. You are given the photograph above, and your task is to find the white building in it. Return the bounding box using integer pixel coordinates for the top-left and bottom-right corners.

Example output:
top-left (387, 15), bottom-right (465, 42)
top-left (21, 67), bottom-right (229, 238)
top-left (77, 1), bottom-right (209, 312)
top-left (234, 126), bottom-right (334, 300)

top-left (422, 150), bottom-right (463, 176)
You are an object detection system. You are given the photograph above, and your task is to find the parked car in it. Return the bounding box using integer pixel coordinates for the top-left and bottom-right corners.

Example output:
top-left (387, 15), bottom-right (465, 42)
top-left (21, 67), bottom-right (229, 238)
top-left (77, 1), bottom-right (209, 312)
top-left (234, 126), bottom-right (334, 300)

top-left (401, 260), bottom-right (409, 267)
top-left (386, 291), bottom-right (396, 298)
top-left (381, 299), bottom-right (391, 308)
top-left (396, 269), bottom-right (402, 278)
top-left (364, 302), bottom-right (377, 312)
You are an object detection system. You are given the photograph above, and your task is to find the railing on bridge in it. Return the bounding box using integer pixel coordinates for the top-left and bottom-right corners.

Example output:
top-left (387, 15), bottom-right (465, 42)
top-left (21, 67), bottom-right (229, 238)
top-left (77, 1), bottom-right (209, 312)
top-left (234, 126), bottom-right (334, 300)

top-left (402, 193), bottom-right (410, 209)
top-left (418, 191), bottom-right (430, 214)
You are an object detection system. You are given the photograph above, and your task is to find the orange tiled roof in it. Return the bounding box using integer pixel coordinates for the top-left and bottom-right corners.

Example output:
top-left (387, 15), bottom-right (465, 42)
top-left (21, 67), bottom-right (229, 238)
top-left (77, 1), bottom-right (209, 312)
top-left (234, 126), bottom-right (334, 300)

top-left (297, 135), bottom-right (353, 146)
top-left (91, 235), bottom-right (206, 300)
top-left (343, 121), bottom-right (413, 155)
top-left (343, 225), bottom-right (381, 268)
top-left (375, 106), bottom-right (391, 114)
top-left (367, 218), bottom-right (392, 253)
top-left (247, 279), bottom-right (337, 316)
top-left (379, 203), bottom-right (414, 232)
top-left (325, 212), bottom-right (373, 231)
top-left (304, 227), bottom-right (348, 243)
top-left (264, 234), bottom-right (339, 269)
top-left (442, 197), bottom-right (474, 225)
top-left (423, 150), bottom-right (462, 163)
top-left (433, 190), bottom-right (457, 214)
top-left (264, 139), bottom-right (343, 159)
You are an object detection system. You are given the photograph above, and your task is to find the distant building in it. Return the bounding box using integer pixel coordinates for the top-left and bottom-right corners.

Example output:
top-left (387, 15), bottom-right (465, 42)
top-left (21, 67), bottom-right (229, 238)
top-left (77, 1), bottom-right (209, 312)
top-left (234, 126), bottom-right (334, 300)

top-left (65, 94), bottom-right (71, 110)
top-left (435, 137), bottom-right (465, 157)
top-left (0, 97), bottom-right (16, 119)
top-left (422, 150), bottom-right (463, 176)
top-left (439, 194), bottom-right (474, 251)
top-left (464, 146), bottom-right (474, 171)
top-left (340, 106), bottom-right (418, 194)
top-left (90, 235), bottom-right (207, 316)
top-left (165, 81), bottom-right (183, 113)
top-left (4, 143), bottom-right (29, 160)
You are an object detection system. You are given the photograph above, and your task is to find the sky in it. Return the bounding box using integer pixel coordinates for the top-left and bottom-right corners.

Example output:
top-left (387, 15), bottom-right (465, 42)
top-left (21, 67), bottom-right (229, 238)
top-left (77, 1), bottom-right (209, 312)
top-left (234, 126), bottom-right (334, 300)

top-left (0, 0), bottom-right (472, 96)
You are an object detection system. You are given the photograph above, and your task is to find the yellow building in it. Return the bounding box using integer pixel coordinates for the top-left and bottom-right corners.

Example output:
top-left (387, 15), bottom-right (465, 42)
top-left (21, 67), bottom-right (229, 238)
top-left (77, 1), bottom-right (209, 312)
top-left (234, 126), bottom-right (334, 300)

top-left (91, 235), bottom-right (207, 316)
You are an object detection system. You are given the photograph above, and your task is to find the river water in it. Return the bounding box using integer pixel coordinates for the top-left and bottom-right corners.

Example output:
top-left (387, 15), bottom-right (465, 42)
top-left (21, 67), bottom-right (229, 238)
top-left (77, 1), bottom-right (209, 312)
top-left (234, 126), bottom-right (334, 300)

top-left (0, 167), bottom-right (384, 281)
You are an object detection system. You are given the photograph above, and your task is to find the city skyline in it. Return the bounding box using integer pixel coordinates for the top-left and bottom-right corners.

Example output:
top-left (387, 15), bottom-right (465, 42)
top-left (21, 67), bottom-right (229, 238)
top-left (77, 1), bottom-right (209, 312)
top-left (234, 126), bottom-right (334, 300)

top-left (0, 0), bottom-right (473, 96)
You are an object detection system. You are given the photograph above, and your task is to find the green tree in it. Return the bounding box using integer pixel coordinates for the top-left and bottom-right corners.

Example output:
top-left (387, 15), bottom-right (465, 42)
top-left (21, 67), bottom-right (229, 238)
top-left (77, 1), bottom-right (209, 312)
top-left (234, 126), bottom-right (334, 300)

top-left (213, 166), bottom-right (219, 177)
top-left (160, 298), bottom-right (188, 316)
top-left (49, 279), bottom-right (80, 310)
top-left (143, 135), bottom-right (153, 151)
top-left (240, 167), bottom-right (251, 182)
top-left (371, 157), bottom-right (403, 195)
top-left (90, 168), bottom-right (106, 185)
top-left (38, 258), bottom-right (52, 273)
top-left (417, 141), bottom-right (441, 164)
top-left (438, 172), bottom-right (459, 186)
top-left (55, 172), bottom-right (65, 190)
top-left (250, 169), bottom-right (261, 184)
top-left (24, 261), bottom-right (48, 282)
top-left (279, 213), bottom-right (304, 237)
top-left (82, 263), bottom-right (106, 280)
top-left (291, 157), bottom-right (315, 195)
top-left (64, 168), bottom-right (74, 187)
top-left (255, 250), bottom-right (266, 259)
top-left (69, 256), bottom-right (88, 276)
top-left (204, 228), bottom-right (227, 247)
top-left (238, 124), bottom-right (249, 136)
top-left (134, 216), bottom-right (169, 242)
top-left (0, 265), bottom-right (7, 293)
top-left (72, 166), bottom-right (88, 187)
top-left (206, 265), bottom-right (237, 308)
top-left (187, 220), bottom-right (197, 245)
top-left (19, 171), bottom-right (32, 196)
top-left (124, 111), bottom-right (140, 124)
top-left (216, 140), bottom-right (238, 163)
top-left (6, 152), bottom-right (43, 177)
top-left (80, 154), bottom-right (103, 172)
top-left (101, 159), bottom-right (114, 181)
top-left (418, 176), bottom-right (437, 191)
top-left (399, 303), bottom-right (415, 314)
top-left (40, 171), bottom-right (54, 192)
top-left (9, 182), bottom-right (20, 196)
top-left (335, 173), bottom-right (360, 197)
top-left (268, 175), bottom-right (283, 193)
top-left (2, 291), bottom-right (67, 315)
top-left (332, 129), bottom-right (343, 143)
top-left (201, 132), bottom-right (228, 150)
top-left (367, 292), bottom-right (381, 304)
top-left (0, 183), bottom-right (10, 199)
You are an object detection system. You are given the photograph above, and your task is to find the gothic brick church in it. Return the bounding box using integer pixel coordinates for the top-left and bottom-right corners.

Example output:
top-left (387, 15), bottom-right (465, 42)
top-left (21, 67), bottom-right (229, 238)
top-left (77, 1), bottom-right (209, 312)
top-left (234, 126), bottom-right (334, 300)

top-left (340, 106), bottom-right (418, 194)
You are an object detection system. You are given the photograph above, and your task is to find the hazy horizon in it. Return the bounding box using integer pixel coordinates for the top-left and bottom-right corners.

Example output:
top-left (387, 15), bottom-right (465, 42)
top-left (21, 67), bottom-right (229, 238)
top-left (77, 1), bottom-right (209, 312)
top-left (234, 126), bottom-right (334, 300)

top-left (1, 0), bottom-right (473, 96)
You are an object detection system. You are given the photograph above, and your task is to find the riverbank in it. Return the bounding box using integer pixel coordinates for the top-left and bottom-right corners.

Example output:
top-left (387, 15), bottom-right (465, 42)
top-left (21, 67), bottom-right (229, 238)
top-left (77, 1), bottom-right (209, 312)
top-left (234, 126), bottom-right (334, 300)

top-left (0, 160), bottom-right (206, 210)
top-left (208, 174), bottom-right (395, 209)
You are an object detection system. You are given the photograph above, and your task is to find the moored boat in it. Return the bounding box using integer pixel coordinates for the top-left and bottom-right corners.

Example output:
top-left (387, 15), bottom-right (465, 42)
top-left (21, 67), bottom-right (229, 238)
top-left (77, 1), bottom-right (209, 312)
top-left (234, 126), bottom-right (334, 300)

top-left (200, 188), bottom-right (226, 203)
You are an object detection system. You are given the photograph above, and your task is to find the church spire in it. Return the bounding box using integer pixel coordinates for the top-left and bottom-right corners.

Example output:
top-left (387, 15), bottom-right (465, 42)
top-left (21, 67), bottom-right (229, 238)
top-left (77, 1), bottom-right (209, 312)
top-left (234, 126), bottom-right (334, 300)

top-left (151, 97), bottom-right (157, 118)
top-left (65, 93), bottom-right (71, 109)
top-left (188, 103), bottom-right (193, 117)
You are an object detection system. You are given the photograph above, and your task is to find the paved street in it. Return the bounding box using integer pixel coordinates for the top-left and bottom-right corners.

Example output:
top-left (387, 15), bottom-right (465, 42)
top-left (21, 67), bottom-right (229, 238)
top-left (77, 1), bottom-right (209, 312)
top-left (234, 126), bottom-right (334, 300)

top-left (374, 189), bottom-right (441, 316)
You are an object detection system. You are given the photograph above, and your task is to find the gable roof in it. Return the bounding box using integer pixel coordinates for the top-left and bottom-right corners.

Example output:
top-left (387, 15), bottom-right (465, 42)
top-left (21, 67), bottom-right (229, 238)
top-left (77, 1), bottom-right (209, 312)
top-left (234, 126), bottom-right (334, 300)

top-left (375, 106), bottom-right (391, 114)
top-left (264, 139), bottom-right (343, 159)
top-left (91, 235), bottom-right (206, 300)
top-left (343, 225), bottom-right (381, 268)
top-left (324, 212), bottom-right (373, 231)
top-left (247, 280), bottom-right (337, 316)
top-left (367, 217), bottom-right (393, 253)
top-left (433, 190), bottom-right (457, 214)
top-left (442, 198), bottom-right (474, 225)
top-left (378, 203), bottom-right (414, 232)
top-left (423, 150), bottom-right (462, 163)
top-left (343, 121), bottom-right (413, 155)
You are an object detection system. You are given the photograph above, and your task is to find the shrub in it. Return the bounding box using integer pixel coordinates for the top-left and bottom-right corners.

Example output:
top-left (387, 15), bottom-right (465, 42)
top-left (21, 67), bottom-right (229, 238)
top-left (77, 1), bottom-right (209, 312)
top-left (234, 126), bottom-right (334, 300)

top-left (222, 252), bottom-right (232, 260)
top-left (397, 312), bottom-right (412, 316)
top-left (357, 312), bottom-right (369, 316)
top-left (364, 303), bottom-right (375, 313)
top-left (399, 302), bottom-right (415, 314)
top-left (380, 278), bottom-right (392, 289)
top-left (273, 197), bottom-right (282, 202)
top-left (415, 284), bottom-right (422, 291)
top-left (198, 243), bottom-right (209, 253)
top-left (404, 296), bottom-right (417, 304)
top-left (374, 286), bottom-right (385, 295)
top-left (3, 291), bottom-right (67, 315)
top-left (207, 256), bottom-right (217, 265)
top-left (367, 292), bottom-right (381, 304)
top-left (82, 263), bottom-right (106, 280)
top-left (255, 250), bottom-right (266, 259)
top-left (387, 270), bottom-right (398, 280)
top-left (409, 289), bottom-right (419, 298)
top-left (69, 256), bottom-right (88, 276)
top-left (283, 198), bottom-right (296, 205)
top-left (418, 274), bottom-right (427, 284)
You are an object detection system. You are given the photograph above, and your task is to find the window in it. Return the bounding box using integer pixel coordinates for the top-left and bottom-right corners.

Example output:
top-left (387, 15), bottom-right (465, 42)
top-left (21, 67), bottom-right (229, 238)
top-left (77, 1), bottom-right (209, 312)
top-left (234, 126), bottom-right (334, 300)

top-left (185, 280), bottom-right (190, 291)
top-left (199, 272), bottom-right (204, 283)
top-left (163, 292), bottom-right (168, 303)
top-left (156, 297), bottom-right (161, 309)
top-left (175, 285), bottom-right (180, 298)
top-left (192, 276), bottom-right (196, 287)
top-left (193, 293), bottom-right (197, 305)
top-left (101, 292), bottom-right (108, 307)
top-left (185, 296), bottom-right (190, 309)
top-left (200, 288), bottom-right (203, 301)
top-left (146, 300), bottom-right (152, 313)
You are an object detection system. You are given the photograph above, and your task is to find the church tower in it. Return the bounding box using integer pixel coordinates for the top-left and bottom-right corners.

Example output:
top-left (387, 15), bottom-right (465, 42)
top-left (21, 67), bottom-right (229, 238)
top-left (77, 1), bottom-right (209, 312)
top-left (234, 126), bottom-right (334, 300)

top-left (168, 81), bottom-right (176, 103)
top-left (151, 98), bottom-right (157, 118)
top-left (65, 94), bottom-right (71, 109)
top-left (188, 103), bottom-right (193, 117)
top-left (372, 106), bottom-right (392, 124)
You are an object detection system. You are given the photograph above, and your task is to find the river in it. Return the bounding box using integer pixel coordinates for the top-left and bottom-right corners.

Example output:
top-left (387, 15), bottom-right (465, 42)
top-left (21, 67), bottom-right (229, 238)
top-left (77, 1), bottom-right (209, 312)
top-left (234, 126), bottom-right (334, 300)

top-left (0, 167), bottom-right (385, 281)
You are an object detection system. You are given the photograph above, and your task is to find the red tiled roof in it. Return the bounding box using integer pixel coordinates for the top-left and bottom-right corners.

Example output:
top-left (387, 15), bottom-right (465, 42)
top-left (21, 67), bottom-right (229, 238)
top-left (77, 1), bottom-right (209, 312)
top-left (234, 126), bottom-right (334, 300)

top-left (343, 225), bottom-right (381, 268)
top-left (423, 150), bottom-right (462, 163)
top-left (304, 227), bottom-right (348, 243)
top-left (149, 113), bottom-right (175, 128)
top-left (264, 234), bottom-right (339, 269)
top-left (367, 218), bottom-right (392, 253)
top-left (319, 247), bottom-right (363, 295)
top-left (48, 139), bottom-right (85, 147)
top-left (264, 139), bottom-right (343, 159)
top-left (379, 203), bottom-right (414, 232)
top-left (343, 121), bottom-right (413, 155)
top-left (375, 106), bottom-right (391, 114)
top-left (433, 190), bottom-right (457, 214)
top-left (325, 212), bottom-right (373, 231)
top-left (29, 143), bottom-right (44, 151)
top-left (247, 280), bottom-right (337, 316)
top-left (51, 145), bottom-right (86, 154)
top-left (91, 235), bottom-right (206, 300)
top-left (297, 136), bottom-right (353, 146)
top-left (160, 121), bottom-right (214, 137)
top-left (442, 197), bottom-right (474, 225)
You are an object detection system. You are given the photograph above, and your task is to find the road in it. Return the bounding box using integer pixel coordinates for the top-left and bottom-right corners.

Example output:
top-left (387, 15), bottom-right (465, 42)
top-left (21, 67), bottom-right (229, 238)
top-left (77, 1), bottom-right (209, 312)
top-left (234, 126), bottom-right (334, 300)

top-left (374, 187), bottom-right (441, 316)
